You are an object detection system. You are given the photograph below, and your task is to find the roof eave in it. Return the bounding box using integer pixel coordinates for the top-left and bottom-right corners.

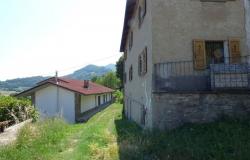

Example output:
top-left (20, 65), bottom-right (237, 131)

top-left (120, 0), bottom-right (136, 52)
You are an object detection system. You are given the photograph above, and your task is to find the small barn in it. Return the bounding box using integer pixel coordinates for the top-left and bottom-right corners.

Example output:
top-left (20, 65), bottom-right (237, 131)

top-left (16, 77), bottom-right (114, 123)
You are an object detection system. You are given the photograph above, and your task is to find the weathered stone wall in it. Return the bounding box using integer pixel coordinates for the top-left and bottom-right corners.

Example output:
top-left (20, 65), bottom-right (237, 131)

top-left (152, 93), bottom-right (250, 130)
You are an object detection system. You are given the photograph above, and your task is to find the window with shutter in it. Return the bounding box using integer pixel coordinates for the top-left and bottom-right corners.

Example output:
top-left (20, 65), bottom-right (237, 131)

top-left (143, 47), bottom-right (147, 74)
top-left (138, 54), bottom-right (143, 76)
top-left (124, 49), bottom-right (127, 60)
top-left (193, 40), bottom-right (206, 70)
top-left (129, 65), bottom-right (133, 81)
top-left (138, 0), bottom-right (146, 28)
top-left (229, 39), bottom-right (241, 63)
top-left (138, 47), bottom-right (148, 76)
top-left (129, 32), bottom-right (133, 51)
top-left (124, 72), bottom-right (127, 84)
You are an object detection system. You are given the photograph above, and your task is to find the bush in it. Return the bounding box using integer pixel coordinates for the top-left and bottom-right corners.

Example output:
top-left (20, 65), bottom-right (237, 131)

top-left (113, 90), bottom-right (123, 104)
top-left (0, 96), bottom-right (38, 123)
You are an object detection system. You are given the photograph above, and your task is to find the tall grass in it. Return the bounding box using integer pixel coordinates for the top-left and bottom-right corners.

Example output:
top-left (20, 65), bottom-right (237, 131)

top-left (114, 117), bottom-right (250, 160)
top-left (1, 104), bottom-right (250, 160)
top-left (0, 119), bottom-right (70, 160)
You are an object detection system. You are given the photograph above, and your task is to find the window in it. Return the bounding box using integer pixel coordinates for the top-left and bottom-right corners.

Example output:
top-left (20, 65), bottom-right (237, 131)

top-left (138, 0), bottom-right (147, 27)
top-left (205, 41), bottom-right (224, 65)
top-left (124, 72), bottom-right (127, 84)
top-left (129, 32), bottom-right (133, 50)
top-left (193, 39), bottom-right (241, 70)
top-left (129, 65), bottom-right (133, 81)
top-left (138, 54), bottom-right (143, 75)
top-left (138, 47), bottom-right (148, 76)
top-left (124, 49), bottom-right (127, 60)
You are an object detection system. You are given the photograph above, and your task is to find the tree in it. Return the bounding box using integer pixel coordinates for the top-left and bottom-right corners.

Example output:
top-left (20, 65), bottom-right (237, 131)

top-left (91, 72), bottom-right (120, 90)
top-left (116, 56), bottom-right (124, 88)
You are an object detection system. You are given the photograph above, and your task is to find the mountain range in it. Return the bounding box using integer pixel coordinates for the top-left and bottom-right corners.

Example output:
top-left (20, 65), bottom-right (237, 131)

top-left (0, 64), bottom-right (116, 92)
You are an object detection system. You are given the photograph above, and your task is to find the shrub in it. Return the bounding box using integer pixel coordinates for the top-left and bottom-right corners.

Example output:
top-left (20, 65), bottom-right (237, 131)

top-left (113, 90), bottom-right (123, 104)
top-left (0, 96), bottom-right (38, 123)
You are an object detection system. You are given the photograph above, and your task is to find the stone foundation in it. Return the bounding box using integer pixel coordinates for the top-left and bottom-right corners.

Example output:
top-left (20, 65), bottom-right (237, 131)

top-left (152, 92), bottom-right (250, 130)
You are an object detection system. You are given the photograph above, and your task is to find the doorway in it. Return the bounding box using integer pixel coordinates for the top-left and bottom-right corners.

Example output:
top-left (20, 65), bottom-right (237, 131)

top-left (98, 96), bottom-right (101, 106)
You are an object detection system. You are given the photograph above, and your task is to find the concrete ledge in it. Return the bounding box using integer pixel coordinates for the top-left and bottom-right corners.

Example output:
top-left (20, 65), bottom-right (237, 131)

top-left (0, 119), bottom-right (32, 146)
top-left (76, 102), bottom-right (113, 123)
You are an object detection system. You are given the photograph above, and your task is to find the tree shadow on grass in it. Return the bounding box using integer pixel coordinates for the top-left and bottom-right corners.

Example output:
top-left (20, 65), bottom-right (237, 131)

top-left (115, 115), bottom-right (250, 160)
top-left (114, 114), bottom-right (162, 160)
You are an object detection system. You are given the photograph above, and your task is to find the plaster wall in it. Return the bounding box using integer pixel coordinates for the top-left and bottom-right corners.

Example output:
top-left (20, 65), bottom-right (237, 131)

top-left (124, 0), bottom-right (153, 129)
top-left (152, 0), bottom-right (247, 63)
top-left (35, 85), bottom-right (75, 123)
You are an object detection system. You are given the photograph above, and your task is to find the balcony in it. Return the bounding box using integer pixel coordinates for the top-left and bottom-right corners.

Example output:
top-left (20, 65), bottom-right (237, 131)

top-left (153, 55), bottom-right (250, 92)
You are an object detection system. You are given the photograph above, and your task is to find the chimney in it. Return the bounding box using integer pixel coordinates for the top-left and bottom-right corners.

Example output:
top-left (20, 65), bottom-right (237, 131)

top-left (83, 80), bottom-right (89, 88)
top-left (55, 71), bottom-right (58, 84)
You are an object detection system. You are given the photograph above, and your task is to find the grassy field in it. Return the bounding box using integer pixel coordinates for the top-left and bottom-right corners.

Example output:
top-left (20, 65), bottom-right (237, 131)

top-left (1, 103), bottom-right (250, 160)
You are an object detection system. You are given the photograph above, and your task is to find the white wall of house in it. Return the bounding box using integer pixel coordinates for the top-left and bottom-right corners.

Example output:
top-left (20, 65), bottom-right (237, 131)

top-left (80, 95), bottom-right (96, 113)
top-left (35, 85), bottom-right (75, 123)
top-left (80, 93), bottom-right (112, 113)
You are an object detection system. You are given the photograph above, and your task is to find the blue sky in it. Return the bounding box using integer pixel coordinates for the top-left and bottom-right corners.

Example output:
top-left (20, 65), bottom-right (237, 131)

top-left (0, 0), bottom-right (126, 81)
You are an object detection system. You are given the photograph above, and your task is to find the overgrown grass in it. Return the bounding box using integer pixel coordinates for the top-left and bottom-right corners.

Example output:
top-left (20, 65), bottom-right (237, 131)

top-left (0, 118), bottom-right (79, 160)
top-left (115, 117), bottom-right (250, 160)
top-left (1, 104), bottom-right (250, 160)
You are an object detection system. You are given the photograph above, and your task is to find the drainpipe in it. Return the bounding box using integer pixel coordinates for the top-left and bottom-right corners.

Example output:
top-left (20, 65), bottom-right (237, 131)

top-left (55, 71), bottom-right (61, 118)
top-left (244, 0), bottom-right (250, 59)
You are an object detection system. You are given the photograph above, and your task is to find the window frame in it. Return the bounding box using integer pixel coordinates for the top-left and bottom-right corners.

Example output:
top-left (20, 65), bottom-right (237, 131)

top-left (129, 65), bottom-right (133, 81)
top-left (138, 0), bottom-right (147, 28)
top-left (129, 31), bottom-right (133, 51)
top-left (138, 47), bottom-right (148, 76)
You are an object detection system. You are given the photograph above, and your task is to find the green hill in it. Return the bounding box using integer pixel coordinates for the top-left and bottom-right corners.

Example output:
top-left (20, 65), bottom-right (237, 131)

top-left (0, 64), bottom-right (115, 92)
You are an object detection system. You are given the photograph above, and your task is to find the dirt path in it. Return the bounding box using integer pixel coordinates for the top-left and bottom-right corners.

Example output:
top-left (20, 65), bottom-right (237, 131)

top-left (0, 120), bottom-right (31, 146)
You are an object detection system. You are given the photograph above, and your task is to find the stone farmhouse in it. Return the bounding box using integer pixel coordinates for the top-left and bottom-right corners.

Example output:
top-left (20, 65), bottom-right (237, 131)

top-left (120, 0), bottom-right (250, 130)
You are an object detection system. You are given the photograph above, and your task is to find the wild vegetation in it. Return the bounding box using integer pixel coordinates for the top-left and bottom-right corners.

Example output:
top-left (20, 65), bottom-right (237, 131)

top-left (0, 96), bottom-right (38, 124)
top-left (91, 72), bottom-right (121, 90)
top-left (1, 103), bottom-right (250, 160)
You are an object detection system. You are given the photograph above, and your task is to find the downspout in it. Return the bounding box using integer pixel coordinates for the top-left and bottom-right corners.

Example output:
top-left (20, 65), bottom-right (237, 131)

top-left (55, 71), bottom-right (61, 118)
top-left (245, 0), bottom-right (250, 56)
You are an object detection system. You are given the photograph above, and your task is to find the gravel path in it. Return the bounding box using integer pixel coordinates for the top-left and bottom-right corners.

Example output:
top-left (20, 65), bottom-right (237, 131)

top-left (0, 120), bottom-right (32, 146)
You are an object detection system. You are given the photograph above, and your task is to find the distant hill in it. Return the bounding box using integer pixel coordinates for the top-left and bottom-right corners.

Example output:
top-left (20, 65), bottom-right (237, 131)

top-left (0, 76), bottom-right (49, 92)
top-left (66, 64), bottom-right (114, 80)
top-left (104, 64), bottom-right (116, 71)
top-left (0, 64), bottom-right (115, 92)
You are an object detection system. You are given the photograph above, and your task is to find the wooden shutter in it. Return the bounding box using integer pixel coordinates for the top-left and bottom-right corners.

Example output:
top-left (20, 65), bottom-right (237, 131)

top-left (229, 39), bottom-right (241, 63)
top-left (124, 49), bottom-right (127, 60)
top-left (193, 40), bottom-right (206, 70)
top-left (143, 47), bottom-right (147, 74)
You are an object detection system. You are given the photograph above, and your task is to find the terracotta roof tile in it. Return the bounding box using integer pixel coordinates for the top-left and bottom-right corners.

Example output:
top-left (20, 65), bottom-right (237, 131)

top-left (43, 77), bottom-right (114, 95)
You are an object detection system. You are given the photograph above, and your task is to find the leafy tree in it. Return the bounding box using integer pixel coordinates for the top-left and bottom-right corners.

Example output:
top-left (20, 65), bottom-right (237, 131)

top-left (116, 56), bottom-right (124, 88)
top-left (91, 76), bottom-right (98, 82)
top-left (91, 72), bottom-right (120, 90)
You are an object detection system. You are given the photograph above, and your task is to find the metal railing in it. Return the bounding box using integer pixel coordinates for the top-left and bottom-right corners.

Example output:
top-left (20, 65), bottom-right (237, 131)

top-left (154, 55), bottom-right (250, 92)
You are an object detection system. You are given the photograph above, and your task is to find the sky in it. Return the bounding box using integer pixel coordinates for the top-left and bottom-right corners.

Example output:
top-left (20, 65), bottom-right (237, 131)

top-left (0, 0), bottom-right (126, 81)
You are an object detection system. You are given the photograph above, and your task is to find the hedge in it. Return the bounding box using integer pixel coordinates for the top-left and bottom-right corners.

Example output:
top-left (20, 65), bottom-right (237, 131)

top-left (0, 96), bottom-right (38, 124)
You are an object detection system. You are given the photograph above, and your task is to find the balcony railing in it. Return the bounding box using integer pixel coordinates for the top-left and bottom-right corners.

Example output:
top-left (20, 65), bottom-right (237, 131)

top-left (153, 55), bottom-right (250, 92)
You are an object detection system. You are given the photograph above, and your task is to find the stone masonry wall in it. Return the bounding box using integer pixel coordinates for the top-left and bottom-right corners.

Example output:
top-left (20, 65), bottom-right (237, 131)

top-left (152, 93), bottom-right (250, 130)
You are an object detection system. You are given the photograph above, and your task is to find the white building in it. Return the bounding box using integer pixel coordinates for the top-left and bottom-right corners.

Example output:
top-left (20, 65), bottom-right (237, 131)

top-left (17, 77), bottom-right (114, 123)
